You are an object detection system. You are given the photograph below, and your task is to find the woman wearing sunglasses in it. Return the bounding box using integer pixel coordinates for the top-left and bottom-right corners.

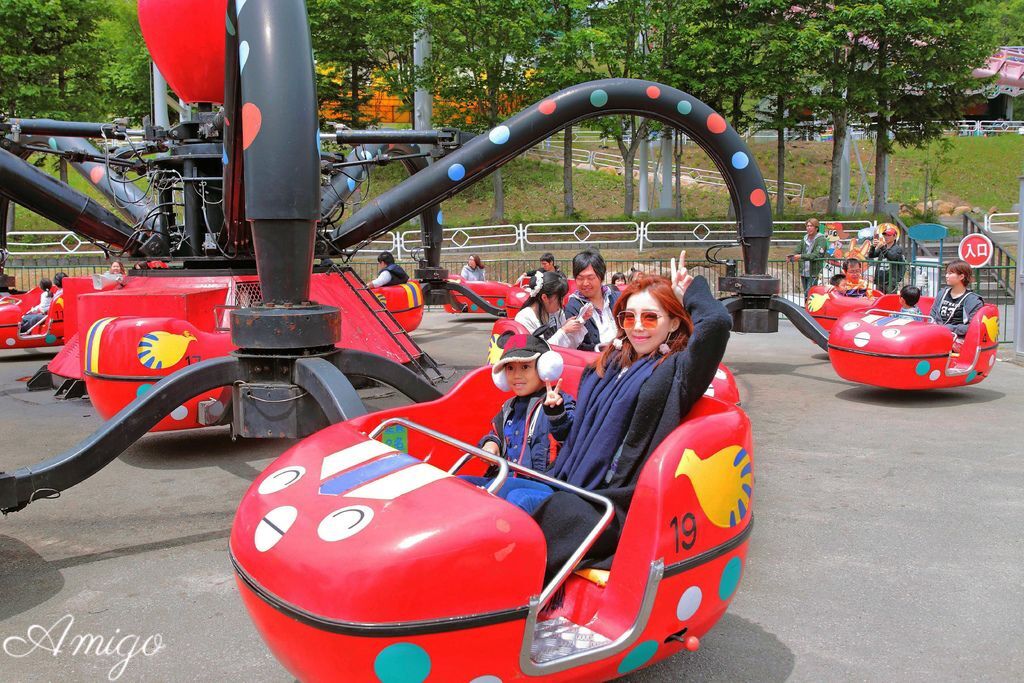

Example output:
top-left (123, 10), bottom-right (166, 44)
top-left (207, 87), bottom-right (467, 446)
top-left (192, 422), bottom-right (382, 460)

top-left (508, 250), bottom-right (732, 580)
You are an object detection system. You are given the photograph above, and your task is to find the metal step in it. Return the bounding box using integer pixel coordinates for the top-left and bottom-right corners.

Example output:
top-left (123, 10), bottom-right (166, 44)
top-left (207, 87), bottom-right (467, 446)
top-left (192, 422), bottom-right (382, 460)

top-left (530, 616), bottom-right (612, 664)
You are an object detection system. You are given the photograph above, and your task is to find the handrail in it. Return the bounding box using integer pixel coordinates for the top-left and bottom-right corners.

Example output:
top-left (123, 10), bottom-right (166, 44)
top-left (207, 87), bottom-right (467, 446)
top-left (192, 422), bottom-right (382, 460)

top-left (366, 416), bottom-right (615, 607)
top-left (367, 417), bottom-right (509, 495)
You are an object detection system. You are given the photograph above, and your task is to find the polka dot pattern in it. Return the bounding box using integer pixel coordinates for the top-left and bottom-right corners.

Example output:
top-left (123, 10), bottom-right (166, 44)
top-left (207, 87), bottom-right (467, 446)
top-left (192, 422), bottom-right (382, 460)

top-left (842, 322), bottom-right (860, 331)
top-left (707, 113), bottom-right (727, 134)
top-left (436, 210), bottom-right (443, 224)
top-left (4, 338), bottom-right (14, 347)
top-left (488, 126), bottom-right (510, 145)
top-left (538, 100), bottom-right (557, 115)
top-left (750, 189), bottom-right (767, 207)
top-left (239, 41), bottom-right (250, 72)
top-left (590, 89), bottom-right (608, 107)
top-left (346, 177), bottom-right (356, 192)
top-left (882, 328), bottom-right (901, 339)
top-left (45, 334), bottom-right (56, 344)
top-left (170, 405), bottom-right (188, 421)
top-left (89, 166), bottom-right (106, 184)
top-left (966, 370), bottom-right (977, 383)
top-left (853, 332), bottom-right (870, 348)
top-left (915, 360), bottom-right (930, 376)
top-left (928, 369), bottom-right (941, 381)
top-left (447, 164), bottom-right (466, 181)
top-left (645, 85), bottom-right (661, 99)
top-left (718, 556), bottom-right (742, 600)
top-left (618, 641), bottom-right (658, 674)
top-left (676, 585), bottom-right (702, 621)
top-left (47, 137), bottom-right (59, 151)
top-left (241, 103), bottom-right (262, 150)
top-left (136, 383), bottom-right (153, 397)
top-left (731, 152), bottom-right (749, 170)
top-left (374, 643), bottom-right (430, 683)
top-left (470, 677), bottom-right (501, 683)
top-left (677, 100), bottom-right (692, 115)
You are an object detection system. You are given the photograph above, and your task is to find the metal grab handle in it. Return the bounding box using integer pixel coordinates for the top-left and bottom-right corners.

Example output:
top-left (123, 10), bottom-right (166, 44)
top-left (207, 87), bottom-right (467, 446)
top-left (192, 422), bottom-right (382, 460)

top-left (366, 417), bottom-right (614, 607)
top-left (864, 307), bottom-right (932, 321)
top-left (368, 417), bottom-right (509, 495)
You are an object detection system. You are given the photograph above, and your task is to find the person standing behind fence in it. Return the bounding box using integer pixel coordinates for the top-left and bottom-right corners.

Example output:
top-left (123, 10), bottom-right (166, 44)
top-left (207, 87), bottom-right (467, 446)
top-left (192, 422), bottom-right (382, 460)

top-left (461, 255), bottom-right (487, 281)
top-left (564, 250), bottom-right (619, 351)
top-left (789, 218), bottom-right (829, 297)
top-left (868, 224), bottom-right (905, 294)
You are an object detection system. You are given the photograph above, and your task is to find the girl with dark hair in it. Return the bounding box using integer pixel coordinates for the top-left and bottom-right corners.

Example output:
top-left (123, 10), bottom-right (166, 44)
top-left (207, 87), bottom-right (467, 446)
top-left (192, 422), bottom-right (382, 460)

top-left (497, 251), bottom-right (732, 578)
top-left (514, 271), bottom-right (585, 348)
top-left (461, 254), bottom-right (486, 281)
top-left (19, 278), bottom-right (54, 333)
top-left (930, 259), bottom-right (983, 352)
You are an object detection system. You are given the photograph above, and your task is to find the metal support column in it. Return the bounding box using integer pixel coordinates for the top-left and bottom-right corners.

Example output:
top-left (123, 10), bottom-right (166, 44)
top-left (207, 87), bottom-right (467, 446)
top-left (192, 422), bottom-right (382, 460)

top-left (1015, 174), bottom-right (1023, 362)
top-left (152, 63), bottom-right (170, 129)
top-left (413, 31), bottom-right (432, 131)
top-left (658, 131), bottom-right (674, 213)
top-left (638, 125), bottom-right (648, 214)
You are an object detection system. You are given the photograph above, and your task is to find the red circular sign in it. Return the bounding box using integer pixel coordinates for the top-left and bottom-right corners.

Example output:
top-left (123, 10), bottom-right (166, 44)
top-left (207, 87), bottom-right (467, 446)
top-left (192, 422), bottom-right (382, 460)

top-left (957, 233), bottom-right (994, 267)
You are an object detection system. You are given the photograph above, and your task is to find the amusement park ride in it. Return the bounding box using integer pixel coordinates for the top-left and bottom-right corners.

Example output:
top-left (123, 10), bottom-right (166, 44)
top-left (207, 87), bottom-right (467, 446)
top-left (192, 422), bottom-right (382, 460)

top-left (0, 0), bottom-right (999, 679)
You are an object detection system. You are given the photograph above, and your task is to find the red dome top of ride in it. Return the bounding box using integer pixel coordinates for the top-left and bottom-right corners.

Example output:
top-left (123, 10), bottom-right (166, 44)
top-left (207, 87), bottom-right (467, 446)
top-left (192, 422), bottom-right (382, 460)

top-left (138, 0), bottom-right (227, 105)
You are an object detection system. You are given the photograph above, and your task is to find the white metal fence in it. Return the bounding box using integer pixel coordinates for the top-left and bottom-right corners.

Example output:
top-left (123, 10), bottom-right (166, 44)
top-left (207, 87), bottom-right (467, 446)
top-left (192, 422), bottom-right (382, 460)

top-left (4, 220), bottom-right (881, 260)
top-left (985, 212), bottom-right (1020, 233)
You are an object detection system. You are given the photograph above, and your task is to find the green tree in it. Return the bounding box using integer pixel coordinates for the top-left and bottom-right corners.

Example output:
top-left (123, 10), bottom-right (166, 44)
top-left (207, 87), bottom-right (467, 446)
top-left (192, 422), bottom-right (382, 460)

top-left (533, 0), bottom-right (607, 216)
top-left (858, 1), bottom-right (996, 213)
top-left (977, 0), bottom-right (1024, 48)
top-left (424, 0), bottom-right (548, 222)
top-left (95, 0), bottom-right (151, 123)
top-left (0, 0), bottom-right (111, 119)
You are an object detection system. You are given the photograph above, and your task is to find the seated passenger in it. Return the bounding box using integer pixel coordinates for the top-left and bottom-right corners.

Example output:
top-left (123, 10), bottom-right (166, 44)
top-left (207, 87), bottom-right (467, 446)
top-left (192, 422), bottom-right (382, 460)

top-left (460, 254), bottom-right (487, 282)
top-left (19, 278), bottom-right (53, 334)
top-left (370, 251), bottom-right (409, 288)
top-left (898, 284), bottom-right (922, 317)
top-left (929, 260), bottom-right (983, 354)
top-left (825, 273), bottom-right (847, 295)
top-left (564, 250), bottom-right (619, 351)
top-left (108, 260), bottom-right (126, 282)
top-left (464, 335), bottom-right (576, 513)
top-left (498, 251), bottom-right (732, 579)
top-left (519, 252), bottom-right (561, 283)
top-left (93, 261), bottom-right (127, 290)
top-left (514, 271), bottom-right (585, 348)
top-left (841, 258), bottom-right (871, 297)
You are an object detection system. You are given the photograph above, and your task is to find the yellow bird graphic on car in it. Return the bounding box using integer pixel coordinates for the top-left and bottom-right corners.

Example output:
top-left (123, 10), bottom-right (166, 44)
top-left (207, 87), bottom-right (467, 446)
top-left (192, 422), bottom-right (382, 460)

top-left (137, 330), bottom-right (197, 370)
top-left (675, 445), bottom-right (752, 528)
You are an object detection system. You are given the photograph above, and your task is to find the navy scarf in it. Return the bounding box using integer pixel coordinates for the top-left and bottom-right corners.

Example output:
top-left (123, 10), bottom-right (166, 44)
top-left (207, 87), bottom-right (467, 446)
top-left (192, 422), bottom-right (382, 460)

top-left (548, 355), bottom-right (657, 489)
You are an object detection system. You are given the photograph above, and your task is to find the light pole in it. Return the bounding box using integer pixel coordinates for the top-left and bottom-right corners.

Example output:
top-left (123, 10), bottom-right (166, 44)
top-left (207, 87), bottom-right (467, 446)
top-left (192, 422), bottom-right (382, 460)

top-left (1015, 174), bottom-right (1023, 362)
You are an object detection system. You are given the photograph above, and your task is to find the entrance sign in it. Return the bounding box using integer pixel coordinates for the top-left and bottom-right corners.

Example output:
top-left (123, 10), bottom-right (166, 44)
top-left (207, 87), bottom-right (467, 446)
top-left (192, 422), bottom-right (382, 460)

top-left (958, 233), bottom-right (994, 267)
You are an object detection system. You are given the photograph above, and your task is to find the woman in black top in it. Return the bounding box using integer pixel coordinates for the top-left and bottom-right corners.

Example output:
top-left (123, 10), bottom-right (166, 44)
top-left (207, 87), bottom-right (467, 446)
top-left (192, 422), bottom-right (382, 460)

top-left (929, 259), bottom-right (983, 352)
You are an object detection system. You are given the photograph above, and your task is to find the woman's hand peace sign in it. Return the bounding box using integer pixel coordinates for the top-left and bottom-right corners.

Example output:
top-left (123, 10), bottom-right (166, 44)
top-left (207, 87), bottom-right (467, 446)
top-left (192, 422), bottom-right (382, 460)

top-left (670, 249), bottom-right (693, 304)
top-left (544, 378), bottom-right (564, 408)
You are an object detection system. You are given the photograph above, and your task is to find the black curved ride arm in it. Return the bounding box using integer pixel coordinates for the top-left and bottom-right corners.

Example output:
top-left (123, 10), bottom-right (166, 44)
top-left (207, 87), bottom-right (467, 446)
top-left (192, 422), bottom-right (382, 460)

top-left (0, 357), bottom-right (243, 514)
top-left (334, 350), bottom-right (443, 403)
top-left (768, 296), bottom-right (829, 351)
top-left (439, 281), bottom-right (507, 317)
top-left (294, 357), bottom-right (367, 423)
top-left (333, 78), bottom-right (772, 275)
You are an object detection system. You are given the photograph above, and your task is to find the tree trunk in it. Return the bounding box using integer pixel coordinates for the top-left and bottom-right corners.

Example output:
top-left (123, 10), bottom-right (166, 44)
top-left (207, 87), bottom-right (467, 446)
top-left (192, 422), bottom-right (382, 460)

top-left (622, 155), bottom-right (634, 217)
top-left (770, 91), bottom-right (786, 214)
top-left (350, 64), bottom-right (360, 127)
top-left (873, 121), bottom-right (888, 215)
top-left (828, 108), bottom-right (848, 214)
top-left (59, 158), bottom-right (68, 184)
top-left (562, 125), bottom-right (574, 216)
top-left (491, 169), bottom-right (504, 223)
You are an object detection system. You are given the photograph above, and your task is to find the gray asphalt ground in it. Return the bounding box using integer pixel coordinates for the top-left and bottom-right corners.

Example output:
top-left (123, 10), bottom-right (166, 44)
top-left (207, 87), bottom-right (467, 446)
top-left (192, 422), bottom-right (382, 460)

top-left (1, 312), bottom-right (1021, 682)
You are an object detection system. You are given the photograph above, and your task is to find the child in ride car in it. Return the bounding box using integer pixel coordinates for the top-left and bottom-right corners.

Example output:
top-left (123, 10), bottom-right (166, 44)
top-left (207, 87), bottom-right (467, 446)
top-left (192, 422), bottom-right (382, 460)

top-left (826, 273), bottom-right (848, 295)
top-left (841, 258), bottom-right (871, 297)
top-left (470, 334), bottom-right (576, 513)
top-left (898, 285), bottom-right (922, 317)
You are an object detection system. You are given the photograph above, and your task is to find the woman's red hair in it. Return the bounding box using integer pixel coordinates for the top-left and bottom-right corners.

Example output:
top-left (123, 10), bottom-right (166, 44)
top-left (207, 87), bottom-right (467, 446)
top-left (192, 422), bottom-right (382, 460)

top-left (596, 274), bottom-right (693, 377)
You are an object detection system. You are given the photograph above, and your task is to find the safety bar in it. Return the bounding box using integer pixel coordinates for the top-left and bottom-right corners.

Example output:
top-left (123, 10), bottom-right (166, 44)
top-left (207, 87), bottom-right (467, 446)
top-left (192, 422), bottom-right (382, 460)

top-left (367, 416), bottom-right (615, 607)
top-left (864, 308), bottom-right (932, 321)
top-left (367, 417), bottom-right (509, 495)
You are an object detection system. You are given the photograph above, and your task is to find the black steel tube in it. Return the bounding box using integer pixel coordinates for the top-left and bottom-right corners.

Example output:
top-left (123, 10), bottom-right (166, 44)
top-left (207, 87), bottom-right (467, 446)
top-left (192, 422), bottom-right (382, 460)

top-left (768, 295), bottom-right (829, 350)
top-left (332, 78), bottom-right (773, 275)
top-left (4, 118), bottom-right (128, 140)
top-left (236, 0), bottom-right (320, 303)
top-left (332, 130), bottom-right (448, 145)
top-left (0, 146), bottom-right (138, 250)
top-left (0, 357), bottom-right (242, 513)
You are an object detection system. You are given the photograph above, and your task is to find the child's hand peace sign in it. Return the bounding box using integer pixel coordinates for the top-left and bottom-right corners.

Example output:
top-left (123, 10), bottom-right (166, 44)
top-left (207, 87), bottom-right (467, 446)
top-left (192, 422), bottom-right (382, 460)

top-left (544, 378), bottom-right (564, 408)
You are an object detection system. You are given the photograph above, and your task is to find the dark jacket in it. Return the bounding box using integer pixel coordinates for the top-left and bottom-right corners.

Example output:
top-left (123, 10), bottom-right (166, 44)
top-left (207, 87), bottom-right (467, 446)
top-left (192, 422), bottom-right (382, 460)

top-left (385, 263), bottom-right (409, 285)
top-left (793, 233), bottom-right (829, 279)
top-left (868, 242), bottom-right (905, 293)
top-left (929, 288), bottom-right (984, 337)
top-left (532, 276), bottom-right (732, 580)
top-left (480, 391), bottom-right (577, 472)
top-left (563, 287), bottom-right (620, 351)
